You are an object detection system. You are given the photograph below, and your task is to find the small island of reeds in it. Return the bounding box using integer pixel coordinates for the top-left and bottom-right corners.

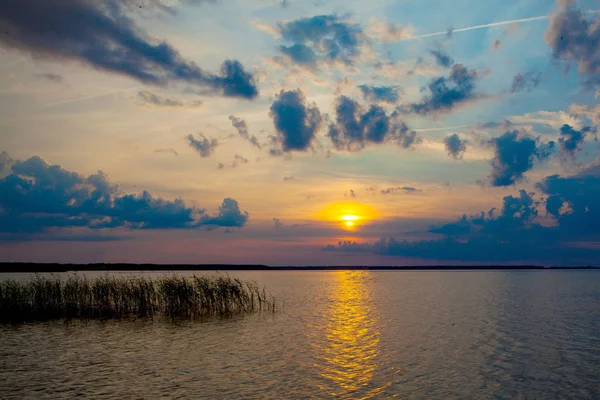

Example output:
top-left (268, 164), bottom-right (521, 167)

top-left (0, 274), bottom-right (275, 323)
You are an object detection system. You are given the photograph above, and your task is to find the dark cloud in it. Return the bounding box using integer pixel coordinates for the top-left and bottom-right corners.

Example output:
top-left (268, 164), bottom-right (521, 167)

top-left (269, 89), bottom-right (322, 152)
top-left (544, 5), bottom-right (600, 88)
top-left (358, 84), bottom-right (403, 104)
top-left (380, 187), bottom-right (420, 195)
top-left (345, 189), bottom-right (356, 198)
top-left (510, 71), bottom-right (541, 93)
top-left (401, 64), bottom-right (480, 115)
top-left (136, 90), bottom-right (203, 108)
top-left (489, 130), bottom-right (555, 187)
top-left (0, 154), bottom-right (248, 233)
top-left (0, 0), bottom-right (258, 99)
top-left (283, 176), bottom-right (295, 181)
top-left (279, 43), bottom-right (318, 69)
top-left (229, 115), bottom-right (261, 149)
top-left (536, 166), bottom-right (600, 238)
top-left (479, 120), bottom-right (514, 130)
top-left (558, 124), bottom-right (591, 159)
top-left (430, 49), bottom-right (454, 68)
top-left (187, 134), bottom-right (218, 157)
top-left (35, 73), bottom-right (63, 83)
top-left (444, 133), bottom-right (468, 159)
top-left (273, 218), bottom-right (283, 228)
top-left (276, 15), bottom-right (366, 68)
top-left (201, 198), bottom-right (248, 228)
top-left (328, 96), bottom-right (421, 151)
top-left (120, 0), bottom-right (216, 15)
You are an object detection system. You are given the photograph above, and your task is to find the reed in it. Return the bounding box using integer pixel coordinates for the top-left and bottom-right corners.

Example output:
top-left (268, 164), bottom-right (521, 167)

top-left (0, 274), bottom-right (276, 322)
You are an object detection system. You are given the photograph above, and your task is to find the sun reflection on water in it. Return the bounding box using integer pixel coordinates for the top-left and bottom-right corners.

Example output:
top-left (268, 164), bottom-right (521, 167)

top-left (314, 271), bottom-right (387, 399)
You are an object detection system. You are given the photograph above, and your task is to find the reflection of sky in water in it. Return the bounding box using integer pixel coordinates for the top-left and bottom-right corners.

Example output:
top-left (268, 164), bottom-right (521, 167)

top-left (314, 271), bottom-right (389, 399)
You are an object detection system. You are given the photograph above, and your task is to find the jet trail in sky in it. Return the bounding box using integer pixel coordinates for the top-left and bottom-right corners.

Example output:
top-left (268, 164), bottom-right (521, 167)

top-left (405, 15), bottom-right (548, 40)
top-left (404, 9), bottom-right (599, 41)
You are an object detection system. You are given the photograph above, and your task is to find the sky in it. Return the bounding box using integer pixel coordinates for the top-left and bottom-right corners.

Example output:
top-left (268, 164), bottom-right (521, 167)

top-left (0, 0), bottom-right (599, 266)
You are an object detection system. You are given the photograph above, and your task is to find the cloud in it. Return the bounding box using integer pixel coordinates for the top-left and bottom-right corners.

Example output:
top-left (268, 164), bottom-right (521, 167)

top-left (430, 49), bottom-right (454, 68)
top-left (273, 217), bottom-right (283, 228)
top-left (0, 154), bottom-right (248, 233)
top-left (510, 110), bottom-right (581, 130)
top-left (328, 96), bottom-right (421, 151)
top-left (444, 133), bottom-right (468, 159)
top-left (153, 148), bottom-right (179, 156)
top-left (201, 198), bottom-right (248, 228)
top-left (558, 124), bottom-right (592, 159)
top-left (0, 0), bottom-right (258, 99)
top-left (219, 154), bottom-right (250, 169)
top-left (568, 103), bottom-right (600, 127)
top-left (536, 165), bottom-right (600, 237)
top-left (373, 60), bottom-right (441, 79)
top-left (489, 130), bottom-right (555, 187)
top-left (400, 64), bottom-right (481, 115)
top-left (0, 151), bottom-right (13, 174)
top-left (276, 15), bottom-right (367, 68)
top-left (187, 134), bottom-right (218, 157)
top-left (510, 71), bottom-right (541, 93)
top-left (35, 73), bottom-right (64, 83)
top-left (544, 4), bottom-right (600, 88)
top-left (120, 0), bottom-right (217, 15)
top-left (269, 89), bottom-right (322, 152)
top-left (367, 19), bottom-right (413, 43)
top-left (283, 176), bottom-right (295, 181)
top-left (358, 84), bottom-right (403, 104)
top-left (135, 90), bottom-right (203, 109)
top-left (229, 115), bottom-right (261, 149)
top-left (478, 120), bottom-right (514, 130)
top-left (380, 187), bottom-right (420, 195)
top-left (492, 40), bottom-right (502, 51)
top-left (345, 189), bottom-right (356, 198)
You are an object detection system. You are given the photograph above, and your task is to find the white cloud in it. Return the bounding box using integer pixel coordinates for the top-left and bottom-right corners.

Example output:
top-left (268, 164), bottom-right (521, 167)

top-left (367, 18), bottom-right (414, 43)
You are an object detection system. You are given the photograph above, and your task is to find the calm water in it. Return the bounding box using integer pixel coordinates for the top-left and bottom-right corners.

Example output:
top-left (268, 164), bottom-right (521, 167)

top-left (1, 270), bottom-right (600, 399)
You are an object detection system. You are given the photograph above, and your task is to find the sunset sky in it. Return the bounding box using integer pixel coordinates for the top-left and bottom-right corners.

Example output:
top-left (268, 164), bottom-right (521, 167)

top-left (1, 0), bottom-right (599, 266)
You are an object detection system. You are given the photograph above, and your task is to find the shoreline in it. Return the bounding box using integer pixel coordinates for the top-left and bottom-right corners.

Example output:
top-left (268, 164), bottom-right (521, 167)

top-left (1, 263), bottom-right (599, 273)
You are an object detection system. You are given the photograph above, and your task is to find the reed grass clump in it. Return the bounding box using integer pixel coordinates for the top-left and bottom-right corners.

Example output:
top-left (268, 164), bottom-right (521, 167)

top-left (0, 274), bottom-right (275, 323)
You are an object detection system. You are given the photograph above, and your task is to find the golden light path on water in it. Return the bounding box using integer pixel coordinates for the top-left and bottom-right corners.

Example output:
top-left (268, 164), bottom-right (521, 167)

top-left (313, 271), bottom-right (390, 398)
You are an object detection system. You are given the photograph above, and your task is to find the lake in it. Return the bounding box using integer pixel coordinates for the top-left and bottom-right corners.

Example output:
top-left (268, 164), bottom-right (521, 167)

top-left (1, 270), bottom-right (599, 399)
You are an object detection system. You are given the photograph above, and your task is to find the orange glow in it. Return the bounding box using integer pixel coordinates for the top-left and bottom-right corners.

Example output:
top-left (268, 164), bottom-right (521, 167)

top-left (316, 202), bottom-right (378, 230)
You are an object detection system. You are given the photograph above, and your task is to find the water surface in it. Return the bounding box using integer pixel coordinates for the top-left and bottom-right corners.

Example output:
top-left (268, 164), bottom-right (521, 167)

top-left (1, 270), bottom-right (599, 399)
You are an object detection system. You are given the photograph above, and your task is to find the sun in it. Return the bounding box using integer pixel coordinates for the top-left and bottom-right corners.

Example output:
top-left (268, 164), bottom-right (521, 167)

top-left (341, 214), bottom-right (359, 229)
top-left (316, 202), bottom-right (378, 230)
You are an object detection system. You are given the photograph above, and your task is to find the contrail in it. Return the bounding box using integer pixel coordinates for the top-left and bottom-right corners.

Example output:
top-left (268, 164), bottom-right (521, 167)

top-left (404, 15), bottom-right (549, 40)
top-left (415, 124), bottom-right (474, 133)
top-left (402, 9), bottom-right (599, 41)
top-left (43, 86), bottom-right (140, 108)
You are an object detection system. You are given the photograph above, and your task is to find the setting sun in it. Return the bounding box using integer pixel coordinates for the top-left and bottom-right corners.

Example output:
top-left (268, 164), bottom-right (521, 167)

top-left (316, 202), bottom-right (378, 230)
